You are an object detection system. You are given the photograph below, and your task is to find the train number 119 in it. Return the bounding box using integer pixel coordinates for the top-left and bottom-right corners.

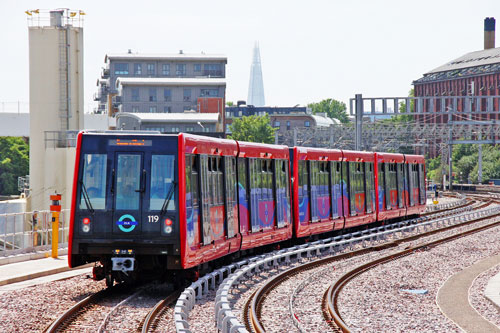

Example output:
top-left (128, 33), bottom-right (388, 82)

top-left (148, 215), bottom-right (159, 223)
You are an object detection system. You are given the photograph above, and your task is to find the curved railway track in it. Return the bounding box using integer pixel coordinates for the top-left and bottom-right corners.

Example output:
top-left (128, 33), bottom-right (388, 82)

top-left (324, 205), bottom-right (500, 332)
top-left (243, 195), bottom-right (497, 332)
top-left (140, 290), bottom-right (181, 333)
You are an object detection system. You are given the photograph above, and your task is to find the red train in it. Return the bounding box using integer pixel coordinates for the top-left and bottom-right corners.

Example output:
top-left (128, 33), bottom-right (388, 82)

top-left (68, 132), bottom-right (426, 286)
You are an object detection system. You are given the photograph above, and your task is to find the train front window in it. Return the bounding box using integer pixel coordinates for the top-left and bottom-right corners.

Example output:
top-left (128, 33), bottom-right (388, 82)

top-left (116, 154), bottom-right (141, 210)
top-left (79, 154), bottom-right (107, 210)
top-left (150, 155), bottom-right (176, 211)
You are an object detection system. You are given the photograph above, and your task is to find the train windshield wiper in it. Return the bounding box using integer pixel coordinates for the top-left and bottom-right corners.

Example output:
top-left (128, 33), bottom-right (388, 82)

top-left (160, 181), bottom-right (176, 216)
top-left (80, 180), bottom-right (95, 214)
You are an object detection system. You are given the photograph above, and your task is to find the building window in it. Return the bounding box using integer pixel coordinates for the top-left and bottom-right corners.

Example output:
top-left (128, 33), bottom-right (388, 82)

top-left (163, 89), bottom-right (171, 102)
top-left (194, 64), bottom-right (201, 72)
top-left (162, 64), bottom-right (170, 76)
top-left (186, 126), bottom-right (194, 132)
top-left (274, 121), bottom-right (280, 128)
top-left (149, 88), bottom-right (157, 102)
top-left (114, 63), bottom-right (129, 75)
top-left (287, 121), bottom-right (291, 130)
top-left (176, 64), bottom-right (186, 77)
top-left (132, 106), bottom-right (139, 113)
top-left (149, 106), bottom-right (157, 113)
top-left (183, 89), bottom-right (191, 101)
top-left (171, 127), bottom-right (180, 132)
top-left (204, 127), bottom-right (211, 132)
top-left (305, 121), bottom-right (310, 127)
top-left (147, 63), bottom-right (155, 75)
top-left (131, 88), bottom-right (140, 102)
top-left (204, 64), bottom-right (222, 76)
top-left (133, 63), bottom-right (142, 75)
top-left (164, 106), bottom-right (171, 113)
top-left (200, 89), bottom-right (219, 97)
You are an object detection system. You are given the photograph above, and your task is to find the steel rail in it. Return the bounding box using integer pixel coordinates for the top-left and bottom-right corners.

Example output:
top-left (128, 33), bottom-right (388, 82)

top-left (325, 210), bottom-right (500, 332)
top-left (141, 290), bottom-right (181, 333)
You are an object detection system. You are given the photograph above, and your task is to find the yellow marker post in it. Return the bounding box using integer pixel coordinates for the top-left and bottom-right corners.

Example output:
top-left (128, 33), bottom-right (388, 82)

top-left (50, 194), bottom-right (61, 259)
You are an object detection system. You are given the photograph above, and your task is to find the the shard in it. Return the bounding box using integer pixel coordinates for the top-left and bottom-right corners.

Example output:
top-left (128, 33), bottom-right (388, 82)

top-left (247, 42), bottom-right (265, 106)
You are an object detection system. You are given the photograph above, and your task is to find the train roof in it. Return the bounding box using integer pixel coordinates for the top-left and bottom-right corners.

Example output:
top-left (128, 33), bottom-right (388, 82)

top-left (237, 141), bottom-right (289, 159)
top-left (293, 146), bottom-right (342, 161)
top-left (404, 154), bottom-right (425, 164)
top-left (375, 152), bottom-right (405, 163)
top-left (341, 150), bottom-right (375, 162)
top-left (180, 133), bottom-right (237, 156)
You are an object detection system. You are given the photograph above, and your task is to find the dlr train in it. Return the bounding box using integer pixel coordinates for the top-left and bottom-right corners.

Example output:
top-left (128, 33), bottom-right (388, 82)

top-left (68, 131), bottom-right (426, 286)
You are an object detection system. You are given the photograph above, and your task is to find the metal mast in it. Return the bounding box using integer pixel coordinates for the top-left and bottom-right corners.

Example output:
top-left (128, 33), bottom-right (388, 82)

top-left (247, 42), bottom-right (265, 106)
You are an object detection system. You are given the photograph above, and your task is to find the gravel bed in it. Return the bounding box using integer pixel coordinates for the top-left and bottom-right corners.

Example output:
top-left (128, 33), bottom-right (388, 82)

top-left (469, 263), bottom-right (500, 327)
top-left (102, 283), bottom-right (173, 332)
top-left (0, 273), bottom-right (105, 332)
top-left (338, 218), bottom-right (500, 332)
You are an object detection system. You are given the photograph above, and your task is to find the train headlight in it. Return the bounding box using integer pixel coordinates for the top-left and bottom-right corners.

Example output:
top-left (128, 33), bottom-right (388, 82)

top-left (82, 225), bottom-right (90, 233)
top-left (164, 226), bottom-right (172, 234)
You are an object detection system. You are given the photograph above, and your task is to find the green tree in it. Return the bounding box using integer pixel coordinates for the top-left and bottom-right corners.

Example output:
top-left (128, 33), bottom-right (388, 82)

top-left (226, 101), bottom-right (234, 107)
top-left (383, 89), bottom-right (414, 123)
top-left (307, 98), bottom-right (349, 124)
top-left (0, 137), bottom-right (29, 195)
top-left (228, 114), bottom-right (276, 143)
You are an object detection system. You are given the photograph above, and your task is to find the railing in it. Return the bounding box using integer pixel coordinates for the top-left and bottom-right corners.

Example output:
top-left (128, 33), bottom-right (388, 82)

top-left (0, 209), bottom-right (70, 257)
top-left (44, 130), bottom-right (79, 148)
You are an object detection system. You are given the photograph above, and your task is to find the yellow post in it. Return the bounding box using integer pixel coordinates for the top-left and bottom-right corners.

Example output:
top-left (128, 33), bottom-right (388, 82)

top-left (50, 194), bottom-right (62, 259)
top-left (51, 211), bottom-right (59, 258)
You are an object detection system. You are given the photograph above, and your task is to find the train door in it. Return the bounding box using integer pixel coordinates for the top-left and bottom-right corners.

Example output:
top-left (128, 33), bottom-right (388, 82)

top-left (112, 152), bottom-right (145, 235)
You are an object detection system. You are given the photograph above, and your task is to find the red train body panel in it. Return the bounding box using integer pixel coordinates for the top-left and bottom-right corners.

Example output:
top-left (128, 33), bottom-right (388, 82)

top-left (68, 132), bottom-right (427, 283)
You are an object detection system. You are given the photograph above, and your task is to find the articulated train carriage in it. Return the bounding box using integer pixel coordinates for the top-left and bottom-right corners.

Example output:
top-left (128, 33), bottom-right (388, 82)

top-left (69, 131), bottom-right (426, 286)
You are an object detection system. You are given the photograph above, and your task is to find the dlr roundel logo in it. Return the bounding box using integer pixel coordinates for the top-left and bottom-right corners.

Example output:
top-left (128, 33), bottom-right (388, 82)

top-left (116, 214), bottom-right (138, 232)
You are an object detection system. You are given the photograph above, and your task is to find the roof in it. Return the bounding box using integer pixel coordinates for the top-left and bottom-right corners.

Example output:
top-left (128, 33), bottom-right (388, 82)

top-left (414, 47), bottom-right (500, 84)
top-left (116, 112), bottom-right (219, 123)
top-left (311, 114), bottom-right (338, 126)
top-left (116, 77), bottom-right (226, 88)
top-left (105, 53), bottom-right (227, 63)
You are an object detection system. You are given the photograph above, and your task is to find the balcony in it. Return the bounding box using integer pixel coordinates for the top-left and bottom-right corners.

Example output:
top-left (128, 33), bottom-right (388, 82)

top-left (203, 70), bottom-right (223, 77)
top-left (101, 67), bottom-right (110, 78)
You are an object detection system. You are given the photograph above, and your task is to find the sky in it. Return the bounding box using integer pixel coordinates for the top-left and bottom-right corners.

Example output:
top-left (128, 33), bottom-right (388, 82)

top-left (1, 0), bottom-right (500, 114)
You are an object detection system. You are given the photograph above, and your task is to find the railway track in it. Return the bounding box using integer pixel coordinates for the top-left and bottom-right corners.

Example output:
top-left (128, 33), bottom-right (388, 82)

top-left (242, 196), bottom-right (498, 332)
top-left (324, 206), bottom-right (500, 332)
top-left (44, 283), bottom-right (180, 333)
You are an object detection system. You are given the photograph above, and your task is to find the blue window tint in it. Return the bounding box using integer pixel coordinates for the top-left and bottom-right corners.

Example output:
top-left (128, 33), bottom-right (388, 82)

top-left (80, 154), bottom-right (107, 210)
top-left (176, 64), bottom-right (186, 76)
top-left (162, 64), bottom-right (170, 75)
top-left (149, 88), bottom-right (157, 102)
top-left (116, 154), bottom-right (141, 210)
top-left (114, 63), bottom-right (129, 75)
top-left (147, 63), bottom-right (155, 75)
top-left (131, 88), bottom-right (139, 102)
top-left (134, 63), bottom-right (142, 75)
top-left (150, 155), bottom-right (176, 210)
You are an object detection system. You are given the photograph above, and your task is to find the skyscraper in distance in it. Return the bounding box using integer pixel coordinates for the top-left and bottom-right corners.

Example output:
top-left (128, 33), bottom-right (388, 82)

top-left (247, 42), bottom-right (265, 106)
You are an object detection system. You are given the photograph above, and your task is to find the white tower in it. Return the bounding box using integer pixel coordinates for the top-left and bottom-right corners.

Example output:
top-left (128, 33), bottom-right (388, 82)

top-left (27, 9), bottom-right (85, 212)
top-left (247, 42), bottom-right (265, 107)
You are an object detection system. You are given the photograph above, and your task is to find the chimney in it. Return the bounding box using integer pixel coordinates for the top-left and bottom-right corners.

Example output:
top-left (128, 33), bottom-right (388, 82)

top-left (484, 17), bottom-right (496, 50)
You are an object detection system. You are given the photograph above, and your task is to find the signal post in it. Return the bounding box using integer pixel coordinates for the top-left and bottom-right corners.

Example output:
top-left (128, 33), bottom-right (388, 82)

top-left (50, 194), bottom-right (61, 258)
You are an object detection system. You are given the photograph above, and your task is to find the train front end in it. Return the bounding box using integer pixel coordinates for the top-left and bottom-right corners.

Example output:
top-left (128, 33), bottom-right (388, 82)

top-left (69, 132), bottom-right (181, 285)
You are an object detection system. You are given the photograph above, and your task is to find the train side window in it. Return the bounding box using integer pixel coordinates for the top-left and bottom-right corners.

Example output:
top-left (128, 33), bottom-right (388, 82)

top-left (224, 156), bottom-right (237, 238)
top-left (418, 163), bottom-right (426, 204)
top-left (199, 155), bottom-right (211, 245)
top-left (249, 158), bottom-right (260, 232)
top-left (298, 160), bottom-right (309, 222)
top-left (79, 154), bottom-right (107, 210)
top-left (365, 162), bottom-right (374, 214)
top-left (310, 161), bottom-right (319, 222)
top-left (378, 162), bottom-right (386, 211)
top-left (330, 161), bottom-right (341, 218)
top-left (341, 161), bottom-right (348, 217)
top-left (397, 163), bottom-right (404, 208)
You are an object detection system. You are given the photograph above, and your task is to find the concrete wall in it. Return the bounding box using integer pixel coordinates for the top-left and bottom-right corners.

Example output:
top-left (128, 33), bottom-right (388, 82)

top-left (28, 25), bottom-right (84, 212)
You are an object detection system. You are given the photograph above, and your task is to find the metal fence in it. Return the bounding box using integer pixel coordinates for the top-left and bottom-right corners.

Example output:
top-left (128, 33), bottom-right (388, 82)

top-left (0, 209), bottom-right (70, 257)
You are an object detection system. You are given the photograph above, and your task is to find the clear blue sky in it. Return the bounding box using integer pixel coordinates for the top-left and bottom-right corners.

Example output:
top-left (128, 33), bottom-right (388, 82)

top-left (1, 0), bottom-right (499, 113)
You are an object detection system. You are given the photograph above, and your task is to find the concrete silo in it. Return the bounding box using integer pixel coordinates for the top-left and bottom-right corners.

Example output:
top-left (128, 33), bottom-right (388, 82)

top-left (27, 9), bottom-right (84, 212)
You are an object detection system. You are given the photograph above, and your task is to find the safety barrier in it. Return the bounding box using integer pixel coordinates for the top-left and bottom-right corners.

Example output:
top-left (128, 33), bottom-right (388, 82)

top-left (211, 203), bottom-right (498, 333)
top-left (0, 209), bottom-right (70, 257)
top-left (426, 194), bottom-right (466, 212)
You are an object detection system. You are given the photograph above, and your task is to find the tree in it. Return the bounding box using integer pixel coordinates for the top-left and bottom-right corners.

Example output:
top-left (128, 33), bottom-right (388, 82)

top-left (0, 137), bottom-right (29, 195)
top-left (307, 98), bottom-right (349, 124)
top-left (383, 89), bottom-right (414, 123)
top-left (226, 101), bottom-right (234, 107)
top-left (228, 114), bottom-right (276, 144)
